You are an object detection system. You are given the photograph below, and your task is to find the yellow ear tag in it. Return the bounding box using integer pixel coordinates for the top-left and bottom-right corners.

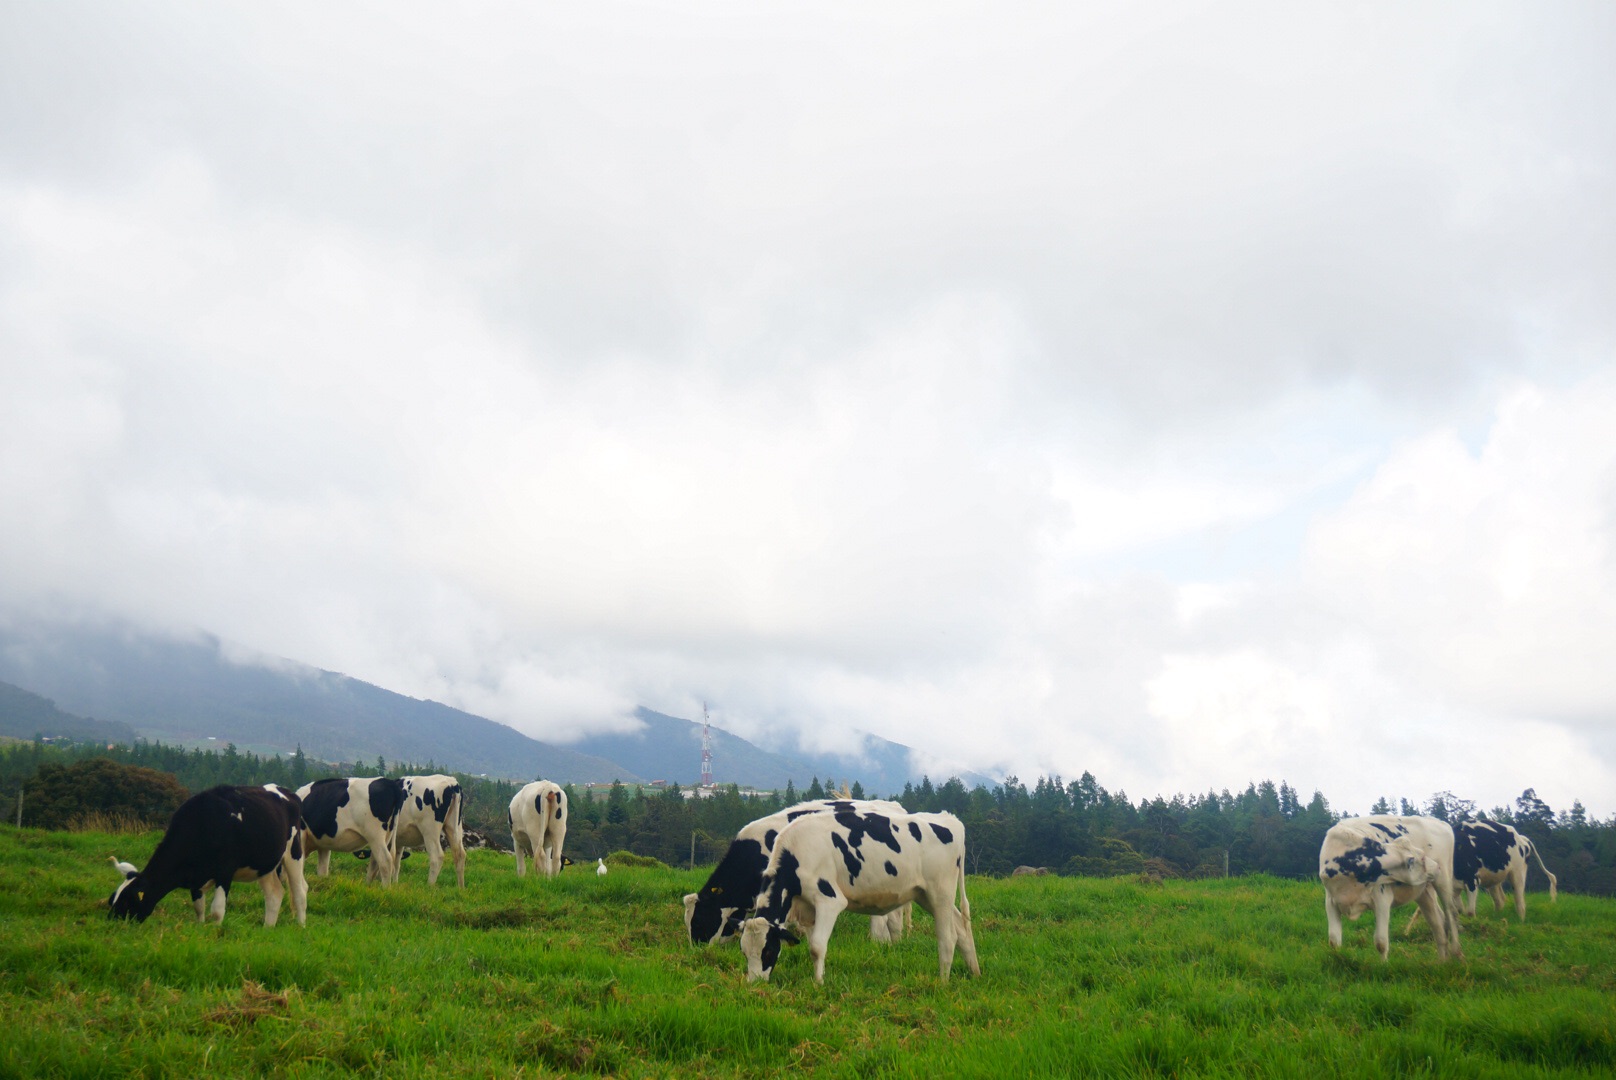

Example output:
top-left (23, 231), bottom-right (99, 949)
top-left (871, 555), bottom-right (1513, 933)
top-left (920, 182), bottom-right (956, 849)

top-left (136, 892), bottom-right (145, 902)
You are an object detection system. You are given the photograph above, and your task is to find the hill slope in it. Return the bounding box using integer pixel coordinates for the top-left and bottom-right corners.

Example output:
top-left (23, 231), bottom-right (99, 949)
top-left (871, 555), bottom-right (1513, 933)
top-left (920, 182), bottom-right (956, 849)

top-left (0, 681), bottom-right (139, 744)
top-left (0, 615), bottom-right (995, 793)
top-left (0, 621), bottom-right (639, 784)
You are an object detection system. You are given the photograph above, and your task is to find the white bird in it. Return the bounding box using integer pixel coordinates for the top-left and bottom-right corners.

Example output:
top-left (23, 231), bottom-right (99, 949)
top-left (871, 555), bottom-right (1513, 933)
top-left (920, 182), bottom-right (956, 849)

top-left (109, 855), bottom-right (139, 878)
top-left (596, 857), bottom-right (608, 877)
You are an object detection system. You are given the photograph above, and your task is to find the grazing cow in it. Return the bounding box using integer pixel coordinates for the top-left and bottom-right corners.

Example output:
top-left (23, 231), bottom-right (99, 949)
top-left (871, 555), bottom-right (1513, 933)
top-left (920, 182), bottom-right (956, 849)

top-left (740, 808), bottom-right (980, 984)
top-left (296, 777), bottom-right (406, 882)
top-left (389, 774), bottom-right (466, 887)
top-left (684, 798), bottom-right (909, 946)
top-left (1319, 815), bottom-right (1462, 962)
top-left (110, 854), bottom-right (226, 922)
top-left (1405, 818), bottom-right (1559, 935)
top-left (509, 780), bottom-right (569, 879)
top-left (108, 784), bottom-right (308, 927)
top-left (1455, 818), bottom-right (1559, 919)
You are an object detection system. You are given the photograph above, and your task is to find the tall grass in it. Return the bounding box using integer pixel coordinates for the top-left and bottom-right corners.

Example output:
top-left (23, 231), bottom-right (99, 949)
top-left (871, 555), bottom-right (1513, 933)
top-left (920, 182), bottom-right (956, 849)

top-left (1, 827), bottom-right (1611, 1078)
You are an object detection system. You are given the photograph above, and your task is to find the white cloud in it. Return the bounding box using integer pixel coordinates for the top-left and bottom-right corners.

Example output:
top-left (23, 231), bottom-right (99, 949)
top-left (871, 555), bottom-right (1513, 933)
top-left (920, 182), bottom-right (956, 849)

top-left (2, 3), bottom-right (1614, 816)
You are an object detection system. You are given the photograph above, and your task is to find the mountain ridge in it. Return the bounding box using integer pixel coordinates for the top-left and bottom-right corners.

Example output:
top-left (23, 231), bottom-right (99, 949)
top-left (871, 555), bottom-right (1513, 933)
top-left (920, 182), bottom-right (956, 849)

top-left (0, 615), bottom-right (996, 794)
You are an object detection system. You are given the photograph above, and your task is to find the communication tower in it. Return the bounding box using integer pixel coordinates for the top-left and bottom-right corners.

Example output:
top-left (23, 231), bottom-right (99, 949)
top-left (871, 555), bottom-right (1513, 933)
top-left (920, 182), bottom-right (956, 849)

top-left (700, 702), bottom-right (714, 790)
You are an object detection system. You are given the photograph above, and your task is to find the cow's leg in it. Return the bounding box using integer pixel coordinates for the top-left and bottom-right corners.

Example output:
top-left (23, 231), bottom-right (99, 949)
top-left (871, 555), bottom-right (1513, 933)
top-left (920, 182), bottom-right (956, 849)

top-left (1372, 886), bottom-right (1394, 961)
top-left (807, 898), bottom-right (845, 985)
top-left (209, 883), bottom-right (231, 925)
top-left (956, 904), bottom-right (981, 977)
top-left (1510, 866), bottom-right (1527, 921)
top-left (513, 831), bottom-right (528, 878)
top-left (283, 836), bottom-right (308, 927)
top-left (931, 899), bottom-right (959, 980)
top-left (365, 824), bottom-right (395, 885)
top-left (260, 870), bottom-right (285, 927)
top-left (1438, 868), bottom-right (1464, 961)
top-left (192, 889), bottom-right (207, 922)
top-left (1414, 886), bottom-right (1448, 961)
top-left (1324, 890), bottom-right (1343, 950)
top-left (422, 828), bottom-right (446, 886)
top-left (317, 849), bottom-right (332, 877)
top-left (1464, 884), bottom-right (1478, 916)
top-left (449, 828), bottom-right (466, 889)
top-left (1489, 882), bottom-right (1506, 914)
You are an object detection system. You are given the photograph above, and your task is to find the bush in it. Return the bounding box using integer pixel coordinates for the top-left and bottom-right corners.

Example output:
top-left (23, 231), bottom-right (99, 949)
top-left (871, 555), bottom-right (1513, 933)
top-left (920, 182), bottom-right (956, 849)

top-left (1062, 837), bottom-right (1146, 878)
top-left (22, 758), bottom-right (188, 831)
top-left (604, 850), bottom-right (668, 870)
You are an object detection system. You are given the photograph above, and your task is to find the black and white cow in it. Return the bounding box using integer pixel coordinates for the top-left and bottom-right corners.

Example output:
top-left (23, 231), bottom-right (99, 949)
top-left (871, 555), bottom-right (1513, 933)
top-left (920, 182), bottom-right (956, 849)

top-left (739, 807), bottom-right (980, 984)
top-left (1455, 818), bottom-right (1559, 919)
top-left (683, 798), bottom-right (909, 946)
top-left (509, 780), bottom-right (569, 879)
top-left (1405, 818), bottom-right (1559, 935)
top-left (390, 774), bottom-right (466, 887)
top-left (296, 776), bottom-right (406, 882)
top-left (1319, 815), bottom-right (1463, 962)
top-left (108, 784), bottom-right (308, 927)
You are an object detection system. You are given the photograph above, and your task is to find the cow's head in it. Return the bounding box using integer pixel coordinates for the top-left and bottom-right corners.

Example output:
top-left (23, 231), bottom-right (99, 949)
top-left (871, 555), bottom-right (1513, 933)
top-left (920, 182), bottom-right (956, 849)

top-left (739, 916), bottom-right (799, 982)
top-left (1384, 852), bottom-right (1437, 888)
top-left (108, 874), bottom-right (157, 922)
top-left (686, 891), bottom-right (736, 945)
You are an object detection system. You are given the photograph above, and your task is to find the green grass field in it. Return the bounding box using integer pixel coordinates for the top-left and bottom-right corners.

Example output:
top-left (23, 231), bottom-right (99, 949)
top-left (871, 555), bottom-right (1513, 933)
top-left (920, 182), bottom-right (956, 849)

top-left (1, 827), bottom-right (1612, 1078)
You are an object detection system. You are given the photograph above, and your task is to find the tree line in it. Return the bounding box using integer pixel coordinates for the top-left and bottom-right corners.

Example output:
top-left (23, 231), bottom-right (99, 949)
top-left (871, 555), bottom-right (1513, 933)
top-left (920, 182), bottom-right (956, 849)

top-left (3, 736), bottom-right (1612, 894)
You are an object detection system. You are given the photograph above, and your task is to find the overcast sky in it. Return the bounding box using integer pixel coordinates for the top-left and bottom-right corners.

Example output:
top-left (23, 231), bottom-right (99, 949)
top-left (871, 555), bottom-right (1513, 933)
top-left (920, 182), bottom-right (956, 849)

top-left (3, 2), bottom-right (1613, 816)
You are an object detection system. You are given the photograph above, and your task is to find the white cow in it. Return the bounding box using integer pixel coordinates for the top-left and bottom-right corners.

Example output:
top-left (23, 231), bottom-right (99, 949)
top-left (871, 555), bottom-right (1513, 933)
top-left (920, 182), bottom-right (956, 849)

top-left (740, 807), bottom-right (980, 984)
top-left (296, 777), bottom-right (405, 882)
top-left (1319, 815), bottom-right (1463, 962)
top-left (684, 798), bottom-right (911, 946)
top-left (509, 780), bottom-right (569, 879)
top-left (390, 774), bottom-right (466, 888)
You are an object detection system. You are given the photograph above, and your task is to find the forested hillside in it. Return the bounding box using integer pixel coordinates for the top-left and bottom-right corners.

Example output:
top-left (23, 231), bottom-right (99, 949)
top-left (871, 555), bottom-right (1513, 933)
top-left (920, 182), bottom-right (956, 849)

top-left (4, 736), bottom-right (1612, 893)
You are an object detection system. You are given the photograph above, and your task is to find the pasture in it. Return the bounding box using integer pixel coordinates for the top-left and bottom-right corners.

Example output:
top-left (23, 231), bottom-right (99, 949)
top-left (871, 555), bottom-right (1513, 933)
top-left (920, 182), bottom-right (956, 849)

top-left (1, 827), bottom-right (1612, 1078)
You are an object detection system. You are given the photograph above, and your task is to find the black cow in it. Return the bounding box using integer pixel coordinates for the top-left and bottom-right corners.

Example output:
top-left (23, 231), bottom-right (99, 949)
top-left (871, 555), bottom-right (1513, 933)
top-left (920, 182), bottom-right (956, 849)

top-left (296, 776), bottom-right (406, 882)
top-left (108, 784), bottom-right (308, 927)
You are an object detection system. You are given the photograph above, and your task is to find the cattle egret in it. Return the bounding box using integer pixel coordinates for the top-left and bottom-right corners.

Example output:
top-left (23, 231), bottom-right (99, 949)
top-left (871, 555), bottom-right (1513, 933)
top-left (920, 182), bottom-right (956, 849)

top-left (597, 857), bottom-right (608, 876)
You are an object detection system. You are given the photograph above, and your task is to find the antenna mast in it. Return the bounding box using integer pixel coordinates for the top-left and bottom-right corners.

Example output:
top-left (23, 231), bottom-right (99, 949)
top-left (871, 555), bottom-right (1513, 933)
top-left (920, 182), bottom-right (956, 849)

top-left (700, 701), bottom-right (714, 790)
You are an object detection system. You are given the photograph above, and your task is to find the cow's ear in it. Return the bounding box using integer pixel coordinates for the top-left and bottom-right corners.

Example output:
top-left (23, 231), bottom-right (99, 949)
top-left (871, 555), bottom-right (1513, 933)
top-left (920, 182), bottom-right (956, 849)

top-left (778, 928), bottom-right (801, 946)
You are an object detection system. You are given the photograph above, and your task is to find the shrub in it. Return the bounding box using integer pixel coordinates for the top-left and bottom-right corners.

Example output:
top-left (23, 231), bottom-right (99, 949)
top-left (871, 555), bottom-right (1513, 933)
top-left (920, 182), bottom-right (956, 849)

top-left (22, 758), bottom-right (188, 831)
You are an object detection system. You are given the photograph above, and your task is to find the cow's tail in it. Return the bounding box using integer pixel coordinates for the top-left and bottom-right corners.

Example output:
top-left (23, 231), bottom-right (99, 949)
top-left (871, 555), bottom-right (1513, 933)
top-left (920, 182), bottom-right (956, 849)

top-left (449, 785), bottom-right (465, 837)
top-left (958, 853), bottom-right (972, 927)
top-left (1526, 839), bottom-right (1558, 901)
